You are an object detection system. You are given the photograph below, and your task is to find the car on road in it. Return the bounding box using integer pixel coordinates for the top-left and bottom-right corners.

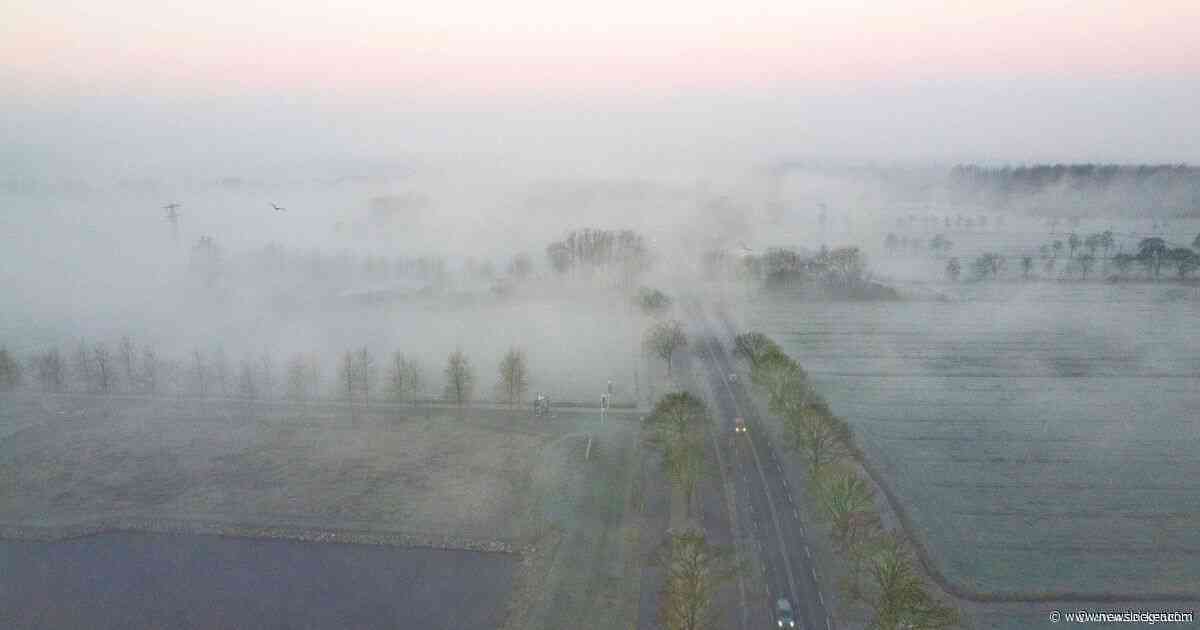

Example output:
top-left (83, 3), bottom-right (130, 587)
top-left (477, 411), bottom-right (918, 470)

top-left (775, 597), bottom-right (796, 628)
top-left (734, 416), bottom-right (747, 433)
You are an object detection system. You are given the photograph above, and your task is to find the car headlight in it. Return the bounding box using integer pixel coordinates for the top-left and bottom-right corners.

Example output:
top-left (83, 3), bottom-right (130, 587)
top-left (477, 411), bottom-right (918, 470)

top-left (777, 621), bottom-right (783, 627)
top-left (789, 622), bottom-right (795, 628)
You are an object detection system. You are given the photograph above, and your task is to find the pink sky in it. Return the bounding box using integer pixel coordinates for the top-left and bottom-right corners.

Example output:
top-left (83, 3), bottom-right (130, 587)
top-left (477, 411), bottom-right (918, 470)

top-left (4, 1), bottom-right (1199, 98)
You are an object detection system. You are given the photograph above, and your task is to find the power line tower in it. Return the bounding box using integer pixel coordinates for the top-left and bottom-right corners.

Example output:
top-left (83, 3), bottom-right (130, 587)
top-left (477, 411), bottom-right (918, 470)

top-left (163, 203), bottom-right (181, 243)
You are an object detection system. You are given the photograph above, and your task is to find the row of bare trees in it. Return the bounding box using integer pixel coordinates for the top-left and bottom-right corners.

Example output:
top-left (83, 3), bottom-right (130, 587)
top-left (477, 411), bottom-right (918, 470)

top-left (644, 391), bottom-right (737, 630)
top-left (5, 338), bottom-right (534, 407)
top-left (946, 235), bottom-right (1200, 283)
top-left (733, 332), bottom-right (959, 630)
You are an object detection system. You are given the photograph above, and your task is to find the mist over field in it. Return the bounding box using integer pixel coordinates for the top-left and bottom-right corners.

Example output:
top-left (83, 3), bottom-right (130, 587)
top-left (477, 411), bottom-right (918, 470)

top-left (4, 1), bottom-right (1200, 629)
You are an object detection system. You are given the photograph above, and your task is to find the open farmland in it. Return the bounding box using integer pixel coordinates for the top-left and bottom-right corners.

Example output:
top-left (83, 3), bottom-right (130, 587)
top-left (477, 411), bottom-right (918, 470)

top-left (730, 281), bottom-right (1200, 598)
top-left (0, 393), bottom-right (644, 628)
top-left (0, 394), bottom-right (635, 540)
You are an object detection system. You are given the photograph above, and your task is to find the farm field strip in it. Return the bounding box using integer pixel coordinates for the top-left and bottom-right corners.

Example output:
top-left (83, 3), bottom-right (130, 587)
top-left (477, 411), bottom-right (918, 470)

top-left (737, 281), bottom-right (1200, 596)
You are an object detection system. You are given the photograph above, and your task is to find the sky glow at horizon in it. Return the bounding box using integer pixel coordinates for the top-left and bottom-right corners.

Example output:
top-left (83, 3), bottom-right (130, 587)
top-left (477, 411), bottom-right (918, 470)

top-left (3, 1), bottom-right (1198, 98)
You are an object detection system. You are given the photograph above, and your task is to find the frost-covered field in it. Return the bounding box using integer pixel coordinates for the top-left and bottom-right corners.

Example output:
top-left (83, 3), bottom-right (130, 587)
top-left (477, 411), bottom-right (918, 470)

top-left (733, 282), bottom-right (1200, 595)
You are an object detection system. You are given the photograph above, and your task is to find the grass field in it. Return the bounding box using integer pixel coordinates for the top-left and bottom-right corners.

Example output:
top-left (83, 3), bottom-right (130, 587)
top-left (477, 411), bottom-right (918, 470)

top-left (0, 394), bottom-right (626, 540)
top-left (729, 281), bottom-right (1200, 597)
top-left (0, 392), bottom-right (646, 629)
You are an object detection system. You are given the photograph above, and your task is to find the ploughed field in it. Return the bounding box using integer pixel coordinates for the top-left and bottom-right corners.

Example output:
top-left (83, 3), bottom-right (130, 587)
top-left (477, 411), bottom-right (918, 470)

top-left (734, 282), bottom-right (1200, 595)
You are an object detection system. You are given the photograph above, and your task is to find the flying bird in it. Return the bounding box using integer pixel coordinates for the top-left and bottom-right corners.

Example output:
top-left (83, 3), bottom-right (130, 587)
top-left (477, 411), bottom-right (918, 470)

top-left (271, 203), bottom-right (286, 212)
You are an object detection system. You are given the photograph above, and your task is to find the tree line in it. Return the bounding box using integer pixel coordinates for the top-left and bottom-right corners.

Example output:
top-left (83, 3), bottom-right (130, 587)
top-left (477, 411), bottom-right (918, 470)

top-left (733, 332), bottom-right (959, 630)
top-left (709, 245), bottom-right (870, 291)
top-left (947, 164), bottom-right (1200, 216)
top-left (1, 338), bottom-right (534, 408)
top-left (643, 390), bottom-right (737, 630)
top-left (544, 227), bottom-right (652, 287)
top-left (943, 233), bottom-right (1200, 282)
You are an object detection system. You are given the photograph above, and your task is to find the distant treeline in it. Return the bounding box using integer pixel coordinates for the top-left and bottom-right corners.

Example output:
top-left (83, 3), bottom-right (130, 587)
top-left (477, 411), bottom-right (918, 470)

top-left (704, 245), bottom-right (899, 299)
top-left (948, 164), bottom-right (1200, 217)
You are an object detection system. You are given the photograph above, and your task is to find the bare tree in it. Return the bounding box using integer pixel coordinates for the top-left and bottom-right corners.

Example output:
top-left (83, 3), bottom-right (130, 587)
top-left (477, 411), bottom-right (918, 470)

top-left (74, 338), bottom-right (94, 392)
top-left (731, 332), bottom-right (779, 368)
top-left (646, 392), bottom-right (709, 511)
top-left (643, 320), bottom-right (687, 377)
top-left (212, 346), bottom-right (231, 397)
top-left (1113, 253), bottom-right (1135, 278)
top-left (190, 349), bottom-right (209, 397)
top-left (163, 358), bottom-right (185, 399)
top-left (338, 351), bottom-right (356, 402)
top-left (0, 347), bottom-right (22, 390)
top-left (1077, 252), bottom-right (1096, 280)
top-left (945, 257), bottom-right (961, 282)
top-left (972, 252), bottom-right (1005, 280)
top-left (93, 342), bottom-right (113, 393)
top-left (637, 287), bottom-right (673, 317)
top-left (508, 252), bottom-right (533, 280)
top-left (859, 534), bottom-right (959, 630)
top-left (785, 403), bottom-right (854, 473)
top-left (237, 358), bottom-right (258, 400)
top-left (815, 465), bottom-right (877, 551)
top-left (386, 352), bottom-right (422, 403)
top-left (308, 353), bottom-right (322, 401)
top-left (1020, 256), bottom-right (1033, 279)
top-left (118, 335), bottom-right (137, 392)
top-left (354, 347), bottom-right (377, 402)
top-left (141, 346), bottom-right (160, 394)
top-left (259, 350), bottom-right (275, 400)
top-left (656, 529), bottom-right (735, 630)
top-left (35, 348), bottom-right (66, 392)
top-left (285, 354), bottom-right (310, 401)
top-left (1067, 232), bottom-right (1081, 258)
top-left (496, 347), bottom-right (530, 406)
top-left (444, 349), bottom-right (474, 406)
top-left (1138, 237), bottom-right (1169, 280)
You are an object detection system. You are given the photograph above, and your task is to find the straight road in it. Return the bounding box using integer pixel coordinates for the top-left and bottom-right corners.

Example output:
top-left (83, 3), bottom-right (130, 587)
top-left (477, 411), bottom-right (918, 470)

top-left (687, 301), bottom-right (834, 630)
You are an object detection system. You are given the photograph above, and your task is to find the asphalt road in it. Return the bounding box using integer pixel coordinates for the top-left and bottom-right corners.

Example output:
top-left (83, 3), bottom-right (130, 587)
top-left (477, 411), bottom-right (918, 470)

top-left (689, 303), bottom-right (834, 630)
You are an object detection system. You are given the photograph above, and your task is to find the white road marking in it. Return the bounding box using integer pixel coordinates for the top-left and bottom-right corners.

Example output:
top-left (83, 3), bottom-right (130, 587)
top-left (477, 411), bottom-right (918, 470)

top-left (827, 616), bottom-right (833, 630)
top-left (793, 508), bottom-right (799, 519)
top-left (811, 567), bottom-right (818, 581)
top-left (818, 591), bottom-right (825, 606)
top-left (805, 545), bottom-right (811, 558)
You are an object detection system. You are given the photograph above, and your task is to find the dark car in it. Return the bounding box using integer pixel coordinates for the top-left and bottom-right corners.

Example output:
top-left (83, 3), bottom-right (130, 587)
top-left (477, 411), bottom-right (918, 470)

top-left (775, 597), bottom-right (795, 628)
